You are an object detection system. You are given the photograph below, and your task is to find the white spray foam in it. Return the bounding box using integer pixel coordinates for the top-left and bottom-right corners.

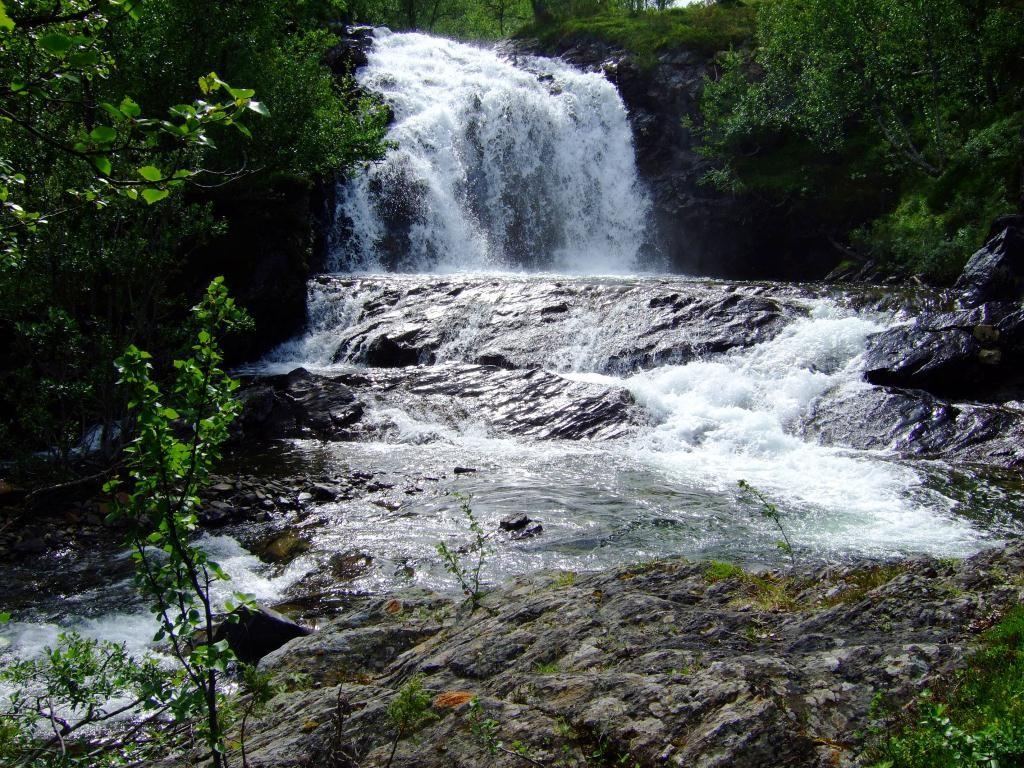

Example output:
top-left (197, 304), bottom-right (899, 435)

top-left (568, 303), bottom-right (987, 556)
top-left (333, 31), bottom-right (651, 273)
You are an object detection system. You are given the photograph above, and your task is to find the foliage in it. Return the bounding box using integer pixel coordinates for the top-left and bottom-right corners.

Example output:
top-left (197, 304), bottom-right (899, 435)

top-left (237, 665), bottom-right (285, 768)
top-left (0, 0), bottom-right (388, 465)
top-left (465, 699), bottom-right (546, 766)
top-left (436, 492), bottom-right (491, 611)
top-left (703, 559), bottom-right (744, 583)
top-left (384, 675), bottom-right (437, 768)
top-left (102, 277), bottom-right (250, 767)
top-left (0, 632), bottom-right (173, 767)
top-left (699, 0), bottom-right (1024, 280)
top-left (520, 2), bottom-right (758, 61)
top-left (869, 605), bottom-right (1024, 767)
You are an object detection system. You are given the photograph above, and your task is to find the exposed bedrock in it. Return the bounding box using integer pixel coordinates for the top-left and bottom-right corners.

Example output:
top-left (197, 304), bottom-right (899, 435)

top-left (238, 364), bottom-right (648, 443)
top-left (804, 384), bottom-right (1024, 470)
top-left (233, 543), bottom-right (1024, 768)
top-left (301, 275), bottom-right (800, 373)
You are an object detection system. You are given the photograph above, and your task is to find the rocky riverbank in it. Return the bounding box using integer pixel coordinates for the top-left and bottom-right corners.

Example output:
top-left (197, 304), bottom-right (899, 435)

top-left (233, 540), bottom-right (1024, 767)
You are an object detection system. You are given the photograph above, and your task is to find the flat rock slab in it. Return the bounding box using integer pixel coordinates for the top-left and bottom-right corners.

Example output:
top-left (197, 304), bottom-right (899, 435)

top-left (231, 543), bottom-right (1024, 768)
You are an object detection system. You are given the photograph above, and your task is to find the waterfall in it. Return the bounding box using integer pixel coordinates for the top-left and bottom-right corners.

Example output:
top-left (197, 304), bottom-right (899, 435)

top-left (330, 30), bottom-right (653, 273)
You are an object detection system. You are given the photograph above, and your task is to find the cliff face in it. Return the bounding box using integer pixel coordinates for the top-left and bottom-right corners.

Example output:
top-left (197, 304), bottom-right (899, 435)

top-left (508, 35), bottom-right (835, 280)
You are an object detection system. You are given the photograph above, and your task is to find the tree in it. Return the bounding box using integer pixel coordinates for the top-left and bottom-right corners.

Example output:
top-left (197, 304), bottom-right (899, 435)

top-left (698, 0), bottom-right (1024, 278)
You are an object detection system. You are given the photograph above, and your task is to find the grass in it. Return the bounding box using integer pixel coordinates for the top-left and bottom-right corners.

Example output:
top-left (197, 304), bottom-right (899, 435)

top-left (534, 661), bottom-right (561, 674)
top-left (867, 605), bottom-right (1024, 767)
top-left (519, 2), bottom-right (759, 63)
top-left (702, 560), bottom-right (802, 611)
top-left (553, 571), bottom-right (577, 588)
top-left (703, 560), bottom-right (745, 583)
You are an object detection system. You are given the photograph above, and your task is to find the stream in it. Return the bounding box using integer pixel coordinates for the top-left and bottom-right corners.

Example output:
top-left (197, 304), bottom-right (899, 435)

top-left (3, 29), bottom-right (1023, 665)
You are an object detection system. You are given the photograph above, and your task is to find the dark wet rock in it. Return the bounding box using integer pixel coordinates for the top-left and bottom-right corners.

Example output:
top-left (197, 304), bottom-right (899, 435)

top-left (310, 483), bottom-right (341, 502)
top-left (258, 531), bottom-right (311, 564)
top-left (236, 368), bottom-right (365, 441)
top-left (216, 605), bottom-right (312, 666)
top-left (354, 363), bottom-right (647, 440)
top-left (499, 513), bottom-right (531, 532)
top-left (804, 386), bottom-right (1024, 469)
top-left (452, 467), bottom-right (477, 475)
top-left (862, 302), bottom-right (1024, 399)
top-left (498, 514), bottom-right (543, 539)
top-left (241, 363), bottom-right (649, 442)
top-left (324, 25), bottom-right (374, 77)
top-left (954, 215), bottom-right (1024, 308)
top-left (330, 550), bottom-right (374, 581)
top-left (308, 275), bottom-right (799, 373)
top-left (198, 499), bottom-right (238, 526)
top-left (12, 536), bottom-right (46, 554)
top-left (236, 544), bottom-right (1024, 768)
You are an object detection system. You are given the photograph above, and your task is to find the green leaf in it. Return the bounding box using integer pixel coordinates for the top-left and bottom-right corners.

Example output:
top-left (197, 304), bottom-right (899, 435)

top-left (120, 97), bottom-right (141, 118)
top-left (0, 611), bottom-right (10, 624)
top-left (39, 33), bottom-right (74, 57)
top-left (90, 125), bottom-right (116, 144)
top-left (0, 1), bottom-right (14, 32)
top-left (226, 86), bottom-right (255, 100)
top-left (93, 156), bottom-right (112, 176)
top-left (69, 50), bottom-right (100, 68)
top-left (141, 188), bottom-right (170, 205)
top-left (100, 102), bottom-right (124, 120)
top-left (247, 101), bottom-right (270, 117)
top-left (137, 165), bottom-right (162, 182)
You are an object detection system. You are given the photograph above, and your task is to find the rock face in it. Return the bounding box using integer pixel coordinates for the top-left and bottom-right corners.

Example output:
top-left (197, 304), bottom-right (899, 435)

top-left (238, 368), bottom-right (365, 441)
top-left (804, 384), bottom-right (1024, 469)
top-left (861, 221), bottom-right (1024, 401)
top-left (506, 38), bottom-right (835, 279)
top-left (234, 543), bottom-right (1024, 768)
top-left (954, 215), bottom-right (1024, 307)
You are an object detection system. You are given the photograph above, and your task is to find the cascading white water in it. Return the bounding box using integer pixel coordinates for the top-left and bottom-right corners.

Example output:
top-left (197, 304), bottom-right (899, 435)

top-left (332, 30), bottom-right (652, 273)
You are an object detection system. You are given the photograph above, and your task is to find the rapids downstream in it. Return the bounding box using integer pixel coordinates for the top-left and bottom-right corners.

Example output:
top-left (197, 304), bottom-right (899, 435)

top-left (2, 30), bottom-right (1023, 664)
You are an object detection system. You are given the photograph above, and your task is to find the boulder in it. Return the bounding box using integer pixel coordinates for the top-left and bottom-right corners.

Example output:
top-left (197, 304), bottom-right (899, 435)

top-left (236, 368), bottom-right (365, 442)
top-left (217, 605), bottom-right (313, 666)
top-left (862, 303), bottom-right (1024, 399)
top-left (954, 215), bottom-right (1024, 307)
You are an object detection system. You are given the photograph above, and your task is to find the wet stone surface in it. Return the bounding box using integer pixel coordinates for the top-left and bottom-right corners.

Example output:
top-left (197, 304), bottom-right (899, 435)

top-left (230, 543), bottom-right (1024, 768)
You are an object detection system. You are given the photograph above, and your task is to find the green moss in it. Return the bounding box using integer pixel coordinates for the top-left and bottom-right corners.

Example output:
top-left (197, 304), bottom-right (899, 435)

top-left (520, 2), bottom-right (759, 63)
top-left (868, 605), bottom-right (1024, 767)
